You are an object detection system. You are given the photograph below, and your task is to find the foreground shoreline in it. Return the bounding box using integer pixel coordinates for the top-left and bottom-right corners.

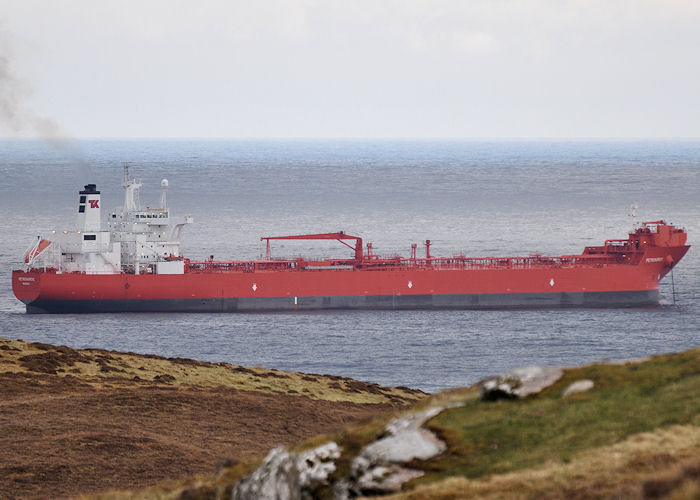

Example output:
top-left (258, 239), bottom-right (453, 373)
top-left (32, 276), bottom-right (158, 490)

top-left (101, 345), bottom-right (700, 499)
top-left (2, 337), bottom-right (699, 499)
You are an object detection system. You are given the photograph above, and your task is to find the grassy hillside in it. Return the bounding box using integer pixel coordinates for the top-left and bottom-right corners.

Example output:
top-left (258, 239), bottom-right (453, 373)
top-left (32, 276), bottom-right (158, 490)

top-left (0, 337), bottom-right (423, 406)
top-left (397, 347), bottom-right (700, 498)
top-left (90, 347), bottom-right (700, 499)
top-left (0, 337), bottom-right (425, 499)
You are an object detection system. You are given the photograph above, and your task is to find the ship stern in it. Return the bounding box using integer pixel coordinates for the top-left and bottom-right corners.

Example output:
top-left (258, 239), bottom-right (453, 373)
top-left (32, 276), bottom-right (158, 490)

top-left (12, 270), bottom-right (43, 312)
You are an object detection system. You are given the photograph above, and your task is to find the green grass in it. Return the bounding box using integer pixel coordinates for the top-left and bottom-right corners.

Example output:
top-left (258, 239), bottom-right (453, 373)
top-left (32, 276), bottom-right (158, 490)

top-left (419, 349), bottom-right (700, 483)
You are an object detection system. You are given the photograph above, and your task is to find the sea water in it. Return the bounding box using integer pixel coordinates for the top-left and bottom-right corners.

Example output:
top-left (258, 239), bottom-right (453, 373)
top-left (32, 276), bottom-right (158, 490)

top-left (0, 139), bottom-right (698, 392)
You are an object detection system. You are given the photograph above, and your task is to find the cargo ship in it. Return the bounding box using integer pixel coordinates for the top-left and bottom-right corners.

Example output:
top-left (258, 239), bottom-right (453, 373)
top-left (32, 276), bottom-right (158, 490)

top-left (12, 168), bottom-right (690, 313)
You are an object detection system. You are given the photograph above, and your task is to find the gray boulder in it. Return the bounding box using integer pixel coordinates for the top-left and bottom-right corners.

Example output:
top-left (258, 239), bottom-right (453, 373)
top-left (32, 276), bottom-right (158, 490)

top-left (296, 441), bottom-right (342, 489)
top-left (480, 366), bottom-right (564, 400)
top-left (355, 464), bottom-right (424, 493)
top-left (562, 379), bottom-right (594, 397)
top-left (345, 407), bottom-right (450, 496)
top-left (230, 407), bottom-right (455, 499)
top-left (231, 442), bottom-right (341, 500)
top-left (231, 446), bottom-right (300, 500)
top-left (357, 407), bottom-right (446, 464)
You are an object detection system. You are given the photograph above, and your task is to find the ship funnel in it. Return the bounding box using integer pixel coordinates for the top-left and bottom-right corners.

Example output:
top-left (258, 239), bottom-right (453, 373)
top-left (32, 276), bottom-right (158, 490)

top-left (76, 183), bottom-right (101, 232)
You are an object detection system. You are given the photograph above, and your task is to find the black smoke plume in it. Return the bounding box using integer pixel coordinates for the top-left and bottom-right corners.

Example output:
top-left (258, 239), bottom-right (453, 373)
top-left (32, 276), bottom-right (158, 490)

top-left (0, 20), bottom-right (89, 177)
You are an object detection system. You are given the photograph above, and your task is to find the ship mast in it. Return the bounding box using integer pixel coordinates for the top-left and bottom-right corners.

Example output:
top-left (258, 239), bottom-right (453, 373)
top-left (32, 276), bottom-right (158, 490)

top-left (121, 164), bottom-right (142, 211)
top-left (160, 179), bottom-right (169, 208)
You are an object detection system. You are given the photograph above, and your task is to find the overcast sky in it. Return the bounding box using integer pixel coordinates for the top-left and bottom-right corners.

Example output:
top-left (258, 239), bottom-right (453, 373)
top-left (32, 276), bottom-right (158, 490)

top-left (1, 0), bottom-right (699, 139)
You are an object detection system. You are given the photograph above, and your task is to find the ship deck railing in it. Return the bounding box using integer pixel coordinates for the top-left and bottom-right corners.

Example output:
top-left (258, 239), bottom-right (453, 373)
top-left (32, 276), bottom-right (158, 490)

top-left (184, 253), bottom-right (624, 273)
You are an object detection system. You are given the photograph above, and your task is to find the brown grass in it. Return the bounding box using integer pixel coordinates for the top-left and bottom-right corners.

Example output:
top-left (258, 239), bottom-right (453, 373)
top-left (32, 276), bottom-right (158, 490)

top-left (0, 337), bottom-right (425, 406)
top-left (0, 337), bottom-right (425, 499)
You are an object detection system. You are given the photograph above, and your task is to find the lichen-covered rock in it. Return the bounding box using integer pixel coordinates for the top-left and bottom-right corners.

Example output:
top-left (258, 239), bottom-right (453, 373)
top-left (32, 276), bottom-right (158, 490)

top-left (343, 407), bottom-right (449, 496)
top-left (357, 407), bottom-right (446, 464)
top-left (480, 366), bottom-right (564, 400)
top-left (356, 463), bottom-right (424, 493)
top-left (230, 442), bottom-right (342, 500)
top-left (562, 379), bottom-right (594, 397)
top-left (231, 446), bottom-right (300, 500)
top-left (296, 441), bottom-right (341, 488)
top-left (230, 408), bottom-right (452, 499)
top-left (479, 380), bottom-right (517, 400)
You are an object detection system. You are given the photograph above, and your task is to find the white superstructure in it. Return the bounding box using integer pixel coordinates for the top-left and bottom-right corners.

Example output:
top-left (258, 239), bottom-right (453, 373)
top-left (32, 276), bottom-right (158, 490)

top-left (23, 166), bottom-right (192, 275)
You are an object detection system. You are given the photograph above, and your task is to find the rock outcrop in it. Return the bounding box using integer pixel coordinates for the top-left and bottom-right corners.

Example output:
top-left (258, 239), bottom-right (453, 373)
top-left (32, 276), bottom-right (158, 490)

top-left (297, 442), bottom-right (342, 489)
top-left (480, 366), bottom-right (564, 400)
top-left (346, 407), bottom-right (448, 496)
top-left (229, 407), bottom-right (451, 499)
top-left (231, 442), bottom-right (342, 500)
top-left (231, 446), bottom-right (300, 500)
top-left (562, 379), bottom-right (594, 397)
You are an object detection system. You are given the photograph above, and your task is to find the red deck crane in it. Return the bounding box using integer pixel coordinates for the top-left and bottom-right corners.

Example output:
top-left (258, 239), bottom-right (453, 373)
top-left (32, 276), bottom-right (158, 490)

top-left (261, 232), bottom-right (364, 262)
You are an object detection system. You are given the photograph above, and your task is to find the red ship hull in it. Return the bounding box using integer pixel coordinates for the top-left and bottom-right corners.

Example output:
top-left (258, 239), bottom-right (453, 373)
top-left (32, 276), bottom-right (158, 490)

top-left (12, 239), bottom-right (689, 314)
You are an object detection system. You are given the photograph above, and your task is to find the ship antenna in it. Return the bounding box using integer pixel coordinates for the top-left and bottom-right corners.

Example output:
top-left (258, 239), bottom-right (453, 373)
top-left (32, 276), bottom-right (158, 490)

top-left (122, 164), bottom-right (130, 188)
top-left (628, 202), bottom-right (640, 230)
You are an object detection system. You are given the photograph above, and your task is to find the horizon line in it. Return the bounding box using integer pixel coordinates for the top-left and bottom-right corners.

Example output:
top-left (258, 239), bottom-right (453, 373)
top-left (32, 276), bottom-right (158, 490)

top-left (2, 136), bottom-right (700, 142)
